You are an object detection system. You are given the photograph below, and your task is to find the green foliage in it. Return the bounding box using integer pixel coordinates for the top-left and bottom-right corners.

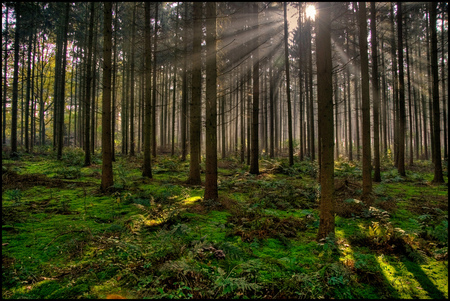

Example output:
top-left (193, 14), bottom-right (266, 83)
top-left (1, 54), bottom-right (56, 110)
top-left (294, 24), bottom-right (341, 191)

top-left (55, 166), bottom-right (81, 179)
top-left (61, 147), bottom-right (85, 166)
top-left (1, 152), bottom-right (448, 299)
top-left (4, 189), bottom-right (23, 205)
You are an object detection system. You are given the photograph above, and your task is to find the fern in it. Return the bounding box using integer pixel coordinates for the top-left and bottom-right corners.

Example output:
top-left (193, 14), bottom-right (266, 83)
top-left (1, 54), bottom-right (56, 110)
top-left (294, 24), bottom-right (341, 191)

top-left (213, 267), bottom-right (261, 297)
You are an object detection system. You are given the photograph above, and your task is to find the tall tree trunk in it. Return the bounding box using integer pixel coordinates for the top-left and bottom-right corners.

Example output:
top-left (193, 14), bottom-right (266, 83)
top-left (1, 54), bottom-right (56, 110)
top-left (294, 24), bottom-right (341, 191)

top-left (2, 6), bottom-right (8, 145)
top-left (429, 3), bottom-right (444, 183)
top-left (101, 1), bottom-right (114, 191)
top-left (25, 25), bottom-right (33, 153)
top-left (284, 2), bottom-right (294, 166)
top-left (84, 2), bottom-right (95, 166)
top-left (129, 3), bottom-right (136, 156)
top-left (204, 1), bottom-right (218, 201)
top-left (397, 2), bottom-right (406, 176)
top-left (441, 15), bottom-right (447, 162)
top-left (371, 2), bottom-right (381, 181)
top-left (249, 3), bottom-right (260, 175)
top-left (171, 3), bottom-right (179, 157)
top-left (151, 2), bottom-right (159, 158)
top-left (188, 1), bottom-right (202, 185)
top-left (57, 3), bottom-right (70, 159)
top-left (90, 12), bottom-right (98, 154)
top-left (112, 2), bottom-right (118, 162)
top-left (405, 22), bottom-right (413, 166)
top-left (358, 2), bottom-right (372, 199)
top-left (11, 3), bottom-right (22, 155)
top-left (181, 2), bottom-right (188, 161)
top-left (143, 1), bottom-right (153, 178)
top-left (316, 2), bottom-right (335, 240)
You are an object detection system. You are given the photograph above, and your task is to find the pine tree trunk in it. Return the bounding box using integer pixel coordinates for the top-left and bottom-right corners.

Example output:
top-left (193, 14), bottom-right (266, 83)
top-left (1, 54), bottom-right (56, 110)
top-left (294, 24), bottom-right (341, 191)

top-left (188, 1), bottom-right (202, 185)
top-left (429, 3), bottom-right (444, 183)
top-left (371, 2), bottom-right (381, 181)
top-left (101, 1), bottom-right (114, 191)
top-left (84, 2), bottom-right (95, 166)
top-left (316, 2), bottom-right (335, 240)
top-left (249, 3), bottom-right (260, 175)
top-left (143, 1), bottom-right (153, 178)
top-left (204, 1), bottom-right (218, 201)
top-left (284, 2), bottom-right (294, 166)
top-left (358, 2), bottom-right (372, 199)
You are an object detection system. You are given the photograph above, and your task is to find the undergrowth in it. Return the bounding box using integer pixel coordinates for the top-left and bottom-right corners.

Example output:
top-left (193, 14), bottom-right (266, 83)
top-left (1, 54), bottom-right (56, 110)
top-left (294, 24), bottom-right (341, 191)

top-left (2, 151), bottom-right (448, 299)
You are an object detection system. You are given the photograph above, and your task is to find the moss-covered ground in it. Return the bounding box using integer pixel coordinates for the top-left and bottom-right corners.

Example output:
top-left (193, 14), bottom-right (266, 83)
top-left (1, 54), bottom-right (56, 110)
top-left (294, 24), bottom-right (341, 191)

top-left (2, 148), bottom-right (448, 299)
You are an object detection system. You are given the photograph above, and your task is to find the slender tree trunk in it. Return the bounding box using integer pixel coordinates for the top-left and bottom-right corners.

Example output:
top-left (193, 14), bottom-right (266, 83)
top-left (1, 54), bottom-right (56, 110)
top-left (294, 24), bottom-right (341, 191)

top-left (84, 2), bottom-right (95, 166)
top-left (358, 2), bottom-right (372, 199)
top-left (371, 2), bottom-right (381, 181)
top-left (101, 1), bottom-right (114, 191)
top-left (90, 12), bottom-right (98, 154)
top-left (426, 10), bottom-right (434, 164)
top-left (441, 17), bottom-right (447, 161)
top-left (316, 2), bottom-right (335, 240)
top-left (188, 2), bottom-right (202, 185)
top-left (112, 2), bottom-right (118, 161)
top-left (25, 26), bottom-right (33, 153)
top-left (405, 23), bottom-right (413, 166)
top-left (269, 61), bottom-right (275, 159)
top-left (204, 1), bottom-right (218, 200)
top-left (151, 2), bottom-right (159, 158)
top-left (397, 2), bottom-right (406, 176)
top-left (143, 1), bottom-right (153, 178)
top-left (181, 2), bottom-right (188, 161)
top-left (429, 3), bottom-right (444, 183)
top-left (171, 3), bottom-right (179, 156)
top-left (58, 3), bottom-right (70, 159)
top-left (2, 7), bottom-right (8, 145)
top-left (129, 3), bottom-right (136, 156)
top-left (284, 2), bottom-right (294, 166)
top-left (11, 3), bottom-right (22, 155)
top-left (250, 3), bottom-right (260, 174)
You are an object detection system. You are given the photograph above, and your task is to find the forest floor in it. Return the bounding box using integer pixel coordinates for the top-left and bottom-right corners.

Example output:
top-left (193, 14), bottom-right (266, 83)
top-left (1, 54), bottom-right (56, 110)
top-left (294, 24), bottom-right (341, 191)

top-left (2, 147), bottom-right (448, 299)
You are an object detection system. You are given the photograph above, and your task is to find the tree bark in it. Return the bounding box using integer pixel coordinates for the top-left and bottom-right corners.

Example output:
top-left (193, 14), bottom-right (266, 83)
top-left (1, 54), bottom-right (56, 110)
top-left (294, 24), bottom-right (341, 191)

top-left (358, 2), bottom-right (372, 199)
top-left (204, 1), bottom-right (218, 201)
top-left (371, 2), bottom-right (381, 181)
top-left (284, 2), bottom-right (294, 166)
top-left (143, 2), bottom-right (153, 178)
top-left (397, 2), bottom-right (406, 176)
top-left (249, 3), bottom-right (260, 175)
top-left (188, 2), bottom-right (202, 185)
top-left (429, 3), bottom-right (444, 183)
top-left (101, 1), bottom-right (114, 191)
top-left (316, 2), bottom-right (335, 240)
top-left (84, 2), bottom-right (95, 166)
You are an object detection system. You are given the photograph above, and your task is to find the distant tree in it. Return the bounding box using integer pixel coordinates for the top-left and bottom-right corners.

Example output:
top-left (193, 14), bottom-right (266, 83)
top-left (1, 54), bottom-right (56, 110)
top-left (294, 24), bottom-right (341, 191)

top-left (204, 1), bottom-right (218, 201)
top-left (316, 2), bottom-right (335, 240)
top-left (101, 1), bottom-right (114, 192)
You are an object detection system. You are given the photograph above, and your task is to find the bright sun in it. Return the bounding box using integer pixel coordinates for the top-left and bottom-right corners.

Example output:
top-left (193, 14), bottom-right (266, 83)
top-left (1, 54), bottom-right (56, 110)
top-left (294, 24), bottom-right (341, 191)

top-left (306, 5), bottom-right (316, 20)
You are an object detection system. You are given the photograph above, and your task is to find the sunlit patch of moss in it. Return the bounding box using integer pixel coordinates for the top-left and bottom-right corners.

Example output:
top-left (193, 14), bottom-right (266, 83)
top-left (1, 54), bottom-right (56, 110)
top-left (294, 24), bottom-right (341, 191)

top-left (181, 196), bottom-right (202, 206)
top-left (376, 255), bottom-right (448, 299)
